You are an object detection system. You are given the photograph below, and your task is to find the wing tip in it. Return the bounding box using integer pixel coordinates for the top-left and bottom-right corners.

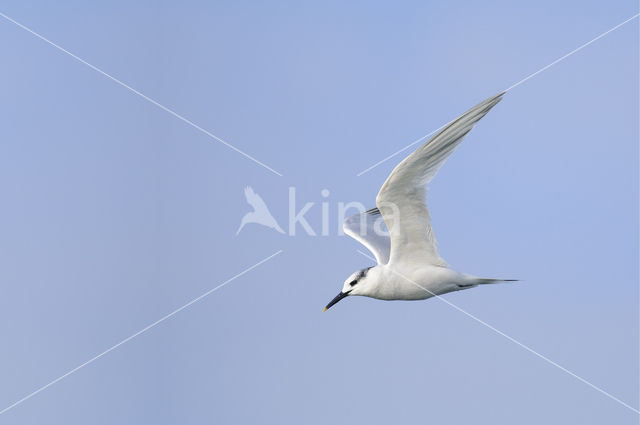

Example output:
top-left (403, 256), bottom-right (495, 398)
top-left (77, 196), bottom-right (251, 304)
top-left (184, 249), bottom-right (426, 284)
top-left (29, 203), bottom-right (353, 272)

top-left (484, 91), bottom-right (506, 107)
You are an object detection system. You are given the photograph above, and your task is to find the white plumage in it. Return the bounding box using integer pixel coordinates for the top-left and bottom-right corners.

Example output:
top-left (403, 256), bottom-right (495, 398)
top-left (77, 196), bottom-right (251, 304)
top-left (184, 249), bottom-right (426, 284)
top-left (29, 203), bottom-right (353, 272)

top-left (325, 92), bottom-right (516, 311)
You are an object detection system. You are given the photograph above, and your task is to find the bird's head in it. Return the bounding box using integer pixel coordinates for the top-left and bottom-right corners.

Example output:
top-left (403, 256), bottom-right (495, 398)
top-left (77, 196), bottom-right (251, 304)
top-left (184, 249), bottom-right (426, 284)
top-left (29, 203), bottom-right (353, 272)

top-left (323, 266), bottom-right (374, 311)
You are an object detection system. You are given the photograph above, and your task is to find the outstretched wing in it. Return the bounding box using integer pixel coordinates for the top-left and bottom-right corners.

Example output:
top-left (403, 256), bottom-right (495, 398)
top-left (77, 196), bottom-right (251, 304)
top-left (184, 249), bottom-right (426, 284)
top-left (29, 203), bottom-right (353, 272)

top-left (377, 92), bottom-right (504, 266)
top-left (343, 207), bottom-right (391, 264)
top-left (244, 186), bottom-right (269, 212)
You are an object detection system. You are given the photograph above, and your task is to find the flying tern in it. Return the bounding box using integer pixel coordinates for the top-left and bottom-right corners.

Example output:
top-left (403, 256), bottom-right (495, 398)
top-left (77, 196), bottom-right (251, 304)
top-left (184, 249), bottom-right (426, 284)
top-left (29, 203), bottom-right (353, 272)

top-left (325, 92), bottom-right (517, 311)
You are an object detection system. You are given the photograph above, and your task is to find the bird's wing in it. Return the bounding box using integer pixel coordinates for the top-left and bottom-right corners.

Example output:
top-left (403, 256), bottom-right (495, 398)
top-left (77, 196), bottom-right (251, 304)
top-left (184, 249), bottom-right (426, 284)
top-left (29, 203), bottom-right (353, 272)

top-left (376, 92), bottom-right (504, 266)
top-left (244, 186), bottom-right (269, 212)
top-left (343, 207), bottom-right (391, 264)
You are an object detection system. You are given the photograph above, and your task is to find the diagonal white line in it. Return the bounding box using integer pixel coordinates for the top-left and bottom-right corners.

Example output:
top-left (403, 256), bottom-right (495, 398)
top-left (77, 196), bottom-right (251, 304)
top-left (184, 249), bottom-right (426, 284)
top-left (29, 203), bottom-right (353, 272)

top-left (356, 250), bottom-right (640, 414)
top-left (356, 124), bottom-right (447, 177)
top-left (356, 13), bottom-right (640, 177)
top-left (503, 13), bottom-right (640, 92)
top-left (0, 250), bottom-right (283, 416)
top-left (0, 11), bottom-right (283, 177)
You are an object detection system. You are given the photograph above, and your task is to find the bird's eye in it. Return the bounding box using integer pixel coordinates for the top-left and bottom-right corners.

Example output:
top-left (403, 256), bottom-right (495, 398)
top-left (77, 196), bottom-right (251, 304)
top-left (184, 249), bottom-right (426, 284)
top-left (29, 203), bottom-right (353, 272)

top-left (349, 280), bottom-right (357, 286)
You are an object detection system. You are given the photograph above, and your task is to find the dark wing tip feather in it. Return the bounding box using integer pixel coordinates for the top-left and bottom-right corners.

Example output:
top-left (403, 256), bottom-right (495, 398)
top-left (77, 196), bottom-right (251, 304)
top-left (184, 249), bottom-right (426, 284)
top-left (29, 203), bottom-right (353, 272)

top-left (365, 207), bottom-right (381, 216)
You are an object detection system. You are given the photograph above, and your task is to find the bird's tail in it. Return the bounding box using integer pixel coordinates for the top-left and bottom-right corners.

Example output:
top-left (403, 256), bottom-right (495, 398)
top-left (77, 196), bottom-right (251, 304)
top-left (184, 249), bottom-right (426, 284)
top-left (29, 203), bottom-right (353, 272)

top-left (476, 278), bottom-right (519, 285)
top-left (458, 275), bottom-right (519, 288)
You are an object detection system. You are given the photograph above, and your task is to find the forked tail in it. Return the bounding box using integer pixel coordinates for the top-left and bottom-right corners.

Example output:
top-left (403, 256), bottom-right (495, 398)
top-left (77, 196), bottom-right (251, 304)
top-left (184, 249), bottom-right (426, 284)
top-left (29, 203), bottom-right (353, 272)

top-left (457, 275), bottom-right (519, 288)
top-left (476, 278), bottom-right (519, 285)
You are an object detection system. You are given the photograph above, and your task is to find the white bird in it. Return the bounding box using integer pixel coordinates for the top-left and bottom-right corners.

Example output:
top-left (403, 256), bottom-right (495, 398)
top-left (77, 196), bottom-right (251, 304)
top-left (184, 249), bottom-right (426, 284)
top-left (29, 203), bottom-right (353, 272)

top-left (237, 186), bottom-right (285, 235)
top-left (325, 92), bottom-right (517, 311)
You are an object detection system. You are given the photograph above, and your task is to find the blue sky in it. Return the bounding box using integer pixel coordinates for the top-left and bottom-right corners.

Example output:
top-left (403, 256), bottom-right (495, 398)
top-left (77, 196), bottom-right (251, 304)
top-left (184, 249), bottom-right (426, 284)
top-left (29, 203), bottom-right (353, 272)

top-left (0, 1), bottom-right (638, 424)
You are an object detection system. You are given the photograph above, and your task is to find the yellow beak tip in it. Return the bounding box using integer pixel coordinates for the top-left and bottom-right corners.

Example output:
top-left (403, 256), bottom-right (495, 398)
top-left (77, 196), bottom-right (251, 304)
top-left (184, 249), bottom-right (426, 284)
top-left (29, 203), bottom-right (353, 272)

top-left (323, 307), bottom-right (328, 312)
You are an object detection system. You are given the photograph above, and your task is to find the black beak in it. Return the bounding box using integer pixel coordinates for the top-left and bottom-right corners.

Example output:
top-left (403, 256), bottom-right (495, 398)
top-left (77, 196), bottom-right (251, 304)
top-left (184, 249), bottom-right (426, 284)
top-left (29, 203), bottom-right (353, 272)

top-left (323, 291), bottom-right (350, 312)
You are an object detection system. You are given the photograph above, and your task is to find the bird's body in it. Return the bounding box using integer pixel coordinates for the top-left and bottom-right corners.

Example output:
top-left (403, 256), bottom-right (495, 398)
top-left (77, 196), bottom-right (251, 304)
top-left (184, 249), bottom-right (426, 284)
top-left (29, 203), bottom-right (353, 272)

top-left (355, 264), bottom-right (470, 301)
top-left (325, 92), bottom-right (517, 311)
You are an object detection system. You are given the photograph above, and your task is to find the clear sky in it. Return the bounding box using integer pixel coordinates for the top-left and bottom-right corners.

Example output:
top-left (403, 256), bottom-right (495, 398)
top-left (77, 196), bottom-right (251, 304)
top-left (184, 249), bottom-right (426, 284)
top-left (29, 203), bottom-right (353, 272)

top-left (0, 1), bottom-right (638, 424)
